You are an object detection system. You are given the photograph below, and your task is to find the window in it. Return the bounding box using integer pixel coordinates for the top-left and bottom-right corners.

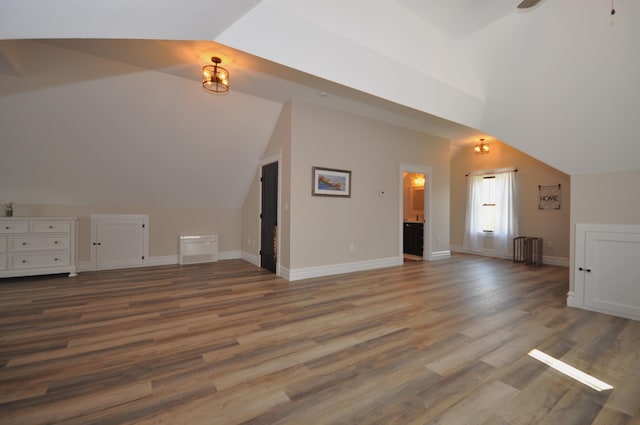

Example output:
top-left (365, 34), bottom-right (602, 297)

top-left (463, 169), bottom-right (518, 257)
top-left (481, 176), bottom-right (496, 233)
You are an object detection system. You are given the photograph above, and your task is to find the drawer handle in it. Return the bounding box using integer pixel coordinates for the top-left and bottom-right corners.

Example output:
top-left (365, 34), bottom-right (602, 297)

top-left (4, 226), bottom-right (9, 230)
top-left (22, 259), bottom-right (27, 263)
top-left (54, 258), bottom-right (59, 262)
top-left (22, 242), bottom-right (27, 245)
top-left (54, 241), bottom-right (59, 244)
top-left (49, 225), bottom-right (54, 229)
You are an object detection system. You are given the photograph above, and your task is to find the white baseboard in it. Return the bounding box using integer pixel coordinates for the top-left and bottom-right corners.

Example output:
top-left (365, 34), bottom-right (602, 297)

top-left (242, 251), bottom-right (260, 267)
top-left (146, 255), bottom-right (178, 267)
top-left (218, 250), bottom-right (242, 261)
top-left (566, 291), bottom-right (640, 321)
top-left (543, 256), bottom-right (569, 267)
top-left (278, 266), bottom-right (290, 281)
top-left (285, 256), bottom-right (403, 282)
top-left (78, 250), bottom-right (242, 272)
top-left (450, 245), bottom-right (568, 267)
top-left (78, 261), bottom-right (93, 272)
top-left (431, 250), bottom-right (451, 260)
top-left (450, 245), bottom-right (510, 260)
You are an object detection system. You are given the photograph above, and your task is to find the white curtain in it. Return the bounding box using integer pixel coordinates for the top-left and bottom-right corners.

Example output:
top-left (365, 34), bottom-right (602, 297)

top-left (463, 170), bottom-right (518, 257)
top-left (463, 174), bottom-right (485, 252)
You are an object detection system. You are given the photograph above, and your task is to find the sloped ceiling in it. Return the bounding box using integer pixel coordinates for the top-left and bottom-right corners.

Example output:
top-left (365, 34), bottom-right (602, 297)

top-left (1, 0), bottom-right (639, 186)
top-left (218, 0), bottom-right (640, 175)
top-left (0, 40), bottom-right (284, 209)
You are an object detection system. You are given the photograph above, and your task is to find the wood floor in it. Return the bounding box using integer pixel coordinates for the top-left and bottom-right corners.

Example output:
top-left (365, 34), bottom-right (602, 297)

top-left (0, 254), bottom-right (638, 424)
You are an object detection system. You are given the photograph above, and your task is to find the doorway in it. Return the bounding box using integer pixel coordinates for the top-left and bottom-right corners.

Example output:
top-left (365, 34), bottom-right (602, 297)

top-left (399, 164), bottom-right (432, 261)
top-left (403, 172), bottom-right (425, 261)
top-left (260, 161), bottom-right (278, 273)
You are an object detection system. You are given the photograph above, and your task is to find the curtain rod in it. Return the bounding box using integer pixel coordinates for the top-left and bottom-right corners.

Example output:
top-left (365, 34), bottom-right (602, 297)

top-left (466, 167), bottom-right (518, 177)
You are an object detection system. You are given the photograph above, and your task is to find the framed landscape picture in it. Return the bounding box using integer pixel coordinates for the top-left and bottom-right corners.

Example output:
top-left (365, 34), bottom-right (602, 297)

top-left (312, 166), bottom-right (351, 197)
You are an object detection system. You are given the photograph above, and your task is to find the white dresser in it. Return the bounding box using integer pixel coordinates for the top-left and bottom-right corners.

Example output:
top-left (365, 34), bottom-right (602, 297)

top-left (0, 217), bottom-right (78, 278)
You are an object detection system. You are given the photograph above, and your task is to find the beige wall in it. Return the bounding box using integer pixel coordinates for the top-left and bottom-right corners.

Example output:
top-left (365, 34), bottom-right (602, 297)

top-left (286, 100), bottom-right (450, 269)
top-left (571, 171), bottom-right (640, 225)
top-left (242, 101), bottom-right (292, 268)
top-left (241, 171), bottom-right (261, 261)
top-left (450, 141), bottom-right (571, 263)
top-left (0, 43), bottom-right (276, 269)
top-left (243, 100), bottom-right (451, 274)
top-left (14, 204), bottom-right (240, 262)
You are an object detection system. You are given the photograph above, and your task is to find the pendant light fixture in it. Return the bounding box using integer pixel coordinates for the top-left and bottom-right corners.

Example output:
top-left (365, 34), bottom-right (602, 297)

top-left (202, 56), bottom-right (229, 94)
top-left (474, 138), bottom-right (490, 154)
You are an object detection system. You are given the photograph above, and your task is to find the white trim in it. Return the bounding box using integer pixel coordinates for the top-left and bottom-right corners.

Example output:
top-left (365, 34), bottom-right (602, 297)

top-left (431, 250), bottom-right (451, 260)
top-left (218, 250), bottom-right (242, 260)
top-left (572, 223), bottom-right (640, 320)
top-left (79, 251), bottom-right (242, 272)
top-left (78, 260), bottom-right (93, 272)
top-left (145, 255), bottom-right (177, 267)
top-left (451, 244), bottom-right (510, 260)
top-left (286, 257), bottom-right (403, 282)
top-left (242, 250), bottom-right (260, 267)
top-left (567, 304), bottom-right (640, 321)
top-left (400, 163), bottom-right (433, 261)
top-left (279, 265), bottom-right (292, 281)
top-left (90, 214), bottom-right (149, 270)
top-left (451, 244), bottom-right (568, 266)
top-left (575, 223), bottom-right (640, 234)
top-left (543, 256), bottom-right (569, 267)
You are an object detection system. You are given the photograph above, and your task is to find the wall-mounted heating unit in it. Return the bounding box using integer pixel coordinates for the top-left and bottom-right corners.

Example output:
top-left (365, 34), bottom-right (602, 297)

top-left (179, 235), bottom-right (218, 265)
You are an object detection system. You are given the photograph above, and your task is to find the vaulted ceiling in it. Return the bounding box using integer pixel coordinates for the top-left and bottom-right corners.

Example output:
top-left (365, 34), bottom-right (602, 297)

top-left (1, 0), bottom-right (639, 178)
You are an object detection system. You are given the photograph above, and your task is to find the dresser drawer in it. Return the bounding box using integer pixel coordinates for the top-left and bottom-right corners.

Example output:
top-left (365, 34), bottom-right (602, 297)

top-left (31, 220), bottom-right (72, 233)
top-left (10, 235), bottom-right (71, 252)
top-left (11, 253), bottom-right (70, 269)
top-left (0, 220), bottom-right (29, 234)
top-left (0, 216), bottom-right (77, 278)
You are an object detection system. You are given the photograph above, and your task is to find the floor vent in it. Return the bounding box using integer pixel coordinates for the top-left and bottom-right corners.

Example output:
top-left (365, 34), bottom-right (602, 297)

top-left (179, 235), bottom-right (218, 265)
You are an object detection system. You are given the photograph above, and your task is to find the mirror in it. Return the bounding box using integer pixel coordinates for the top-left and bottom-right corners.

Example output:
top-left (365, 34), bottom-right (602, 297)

top-left (410, 186), bottom-right (424, 215)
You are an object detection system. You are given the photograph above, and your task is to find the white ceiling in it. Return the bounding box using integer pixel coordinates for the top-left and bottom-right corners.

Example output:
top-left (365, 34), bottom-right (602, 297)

top-left (397, 0), bottom-right (517, 40)
top-left (1, 0), bottom-right (639, 176)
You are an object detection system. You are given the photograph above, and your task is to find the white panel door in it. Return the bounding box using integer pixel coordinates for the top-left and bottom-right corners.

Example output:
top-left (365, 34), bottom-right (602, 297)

top-left (584, 231), bottom-right (640, 318)
top-left (92, 215), bottom-right (148, 271)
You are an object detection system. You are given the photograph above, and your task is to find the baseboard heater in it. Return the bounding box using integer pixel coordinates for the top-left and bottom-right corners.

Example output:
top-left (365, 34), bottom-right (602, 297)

top-left (179, 235), bottom-right (218, 265)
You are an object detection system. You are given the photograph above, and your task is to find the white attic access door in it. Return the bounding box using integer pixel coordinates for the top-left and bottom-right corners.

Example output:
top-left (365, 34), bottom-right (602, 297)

top-left (90, 214), bottom-right (148, 271)
top-left (570, 223), bottom-right (640, 321)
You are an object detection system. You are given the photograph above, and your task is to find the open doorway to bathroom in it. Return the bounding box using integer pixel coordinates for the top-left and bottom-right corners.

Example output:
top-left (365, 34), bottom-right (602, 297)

top-left (400, 164), bottom-right (432, 263)
top-left (403, 172), bottom-right (425, 261)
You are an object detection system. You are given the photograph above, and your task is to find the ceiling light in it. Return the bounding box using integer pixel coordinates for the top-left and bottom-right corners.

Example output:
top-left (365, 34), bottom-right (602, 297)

top-left (474, 138), bottom-right (490, 154)
top-left (202, 56), bottom-right (229, 94)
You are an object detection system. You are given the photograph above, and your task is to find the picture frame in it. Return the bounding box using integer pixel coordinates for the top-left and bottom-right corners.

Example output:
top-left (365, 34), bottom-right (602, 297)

top-left (312, 166), bottom-right (351, 197)
top-left (539, 184), bottom-right (561, 210)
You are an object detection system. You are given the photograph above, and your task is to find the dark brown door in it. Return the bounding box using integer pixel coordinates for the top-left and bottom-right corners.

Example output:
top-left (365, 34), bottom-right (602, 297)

top-left (260, 162), bottom-right (278, 273)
